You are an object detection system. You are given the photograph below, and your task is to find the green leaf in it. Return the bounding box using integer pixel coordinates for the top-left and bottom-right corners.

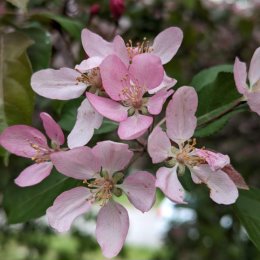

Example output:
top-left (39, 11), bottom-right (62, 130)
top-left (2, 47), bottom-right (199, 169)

top-left (7, 0), bottom-right (29, 11)
top-left (191, 64), bottom-right (233, 92)
top-left (30, 13), bottom-right (84, 39)
top-left (94, 119), bottom-right (118, 135)
top-left (20, 25), bottom-right (52, 71)
top-left (59, 98), bottom-right (84, 132)
top-left (0, 31), bottom-right (34, 132)
top-left (3, 171), bottom-right (80, 224)
top-left (234, 188), bottom-right (260, 250)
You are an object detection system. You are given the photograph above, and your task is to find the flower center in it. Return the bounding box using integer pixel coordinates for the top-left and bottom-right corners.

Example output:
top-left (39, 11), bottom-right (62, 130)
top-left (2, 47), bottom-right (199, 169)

top-left (126, 38), bottom-right (153, 60)
top-left (76, 68), bottom-right (102, 89)
top-left (30, 143), bottom-right (52, 163)
top-left (176, 139), bottom-right (205, 167)
top-left (84, 177), bottom-right (114, 206)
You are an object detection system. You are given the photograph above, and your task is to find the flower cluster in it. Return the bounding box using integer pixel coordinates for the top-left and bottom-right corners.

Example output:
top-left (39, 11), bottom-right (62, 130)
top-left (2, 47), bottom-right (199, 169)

top-left (0, 26), bottom-right (256, 258)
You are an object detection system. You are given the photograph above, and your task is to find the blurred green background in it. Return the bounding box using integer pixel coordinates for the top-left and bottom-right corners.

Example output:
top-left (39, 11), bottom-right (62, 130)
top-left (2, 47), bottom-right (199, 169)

top-left (0, 0), bottom-right (260, 259)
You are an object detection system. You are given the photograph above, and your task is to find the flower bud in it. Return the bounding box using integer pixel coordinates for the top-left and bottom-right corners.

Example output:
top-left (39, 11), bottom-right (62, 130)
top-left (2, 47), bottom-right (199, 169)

top-left (109, 0), bottom-right (125, 20)
top-left (90, 3), bottom-right (100, 16)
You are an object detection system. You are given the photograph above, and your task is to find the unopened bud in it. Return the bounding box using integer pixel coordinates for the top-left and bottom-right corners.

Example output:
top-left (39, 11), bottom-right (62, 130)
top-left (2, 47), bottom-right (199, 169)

top-left (109, 0), bottom-right (125, 20)
top-left (90, 3), bottom-right (100, 16)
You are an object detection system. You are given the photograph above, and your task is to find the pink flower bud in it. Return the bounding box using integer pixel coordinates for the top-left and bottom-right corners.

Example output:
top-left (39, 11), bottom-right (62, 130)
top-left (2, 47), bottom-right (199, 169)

top-left (109, 0), bottom-right (125, 20)
top-left (90, 3), bottom-right (100, 16)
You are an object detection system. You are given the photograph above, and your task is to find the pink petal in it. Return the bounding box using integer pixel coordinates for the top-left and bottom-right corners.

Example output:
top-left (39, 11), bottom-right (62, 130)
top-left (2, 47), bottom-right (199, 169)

top-left (118, 114), bottom-right (153, 140)
top-left (47, 187), bottom-right (92, 232)
top-left (129, 53), bottom-right (164, 90)
top-left (247, 92), bottom-right (260, 116)
top-left (156, 166), bottom-right (186, 204)
top-left (113, 35), bottom-right (129, 66)
top-left (152, 27), bottom-right (183, 64)
top-left (0, 125), bottom-right (48, 158)
top-left (191, 165), bottom-right (239, 205)
top-left (234, 57), bottom-right (248, 95)
top-left (121, 171), bottom-right (156, 212)
top-left (195, 149), bottom-right (230, 171)
top-left (92, 141), bottom-right (133, 175)
top-left (81, 28), bottom-right (114, 58)
top-left (40, 112), bottom-right (64, 145)
top-left (222, 164), bottom-right (249, 190)
top-left (68, 99), bottom-right (103, 149)
top-left (86, 93), bottom-right (128, 122)
top-left (96, 201), bottom-right (129, 258)
top-left (147, 127), bottom-right (172, 163)
top-left (15, 162), bottom-right (53, 187)
top-left (148, 73), bottom-right (177, 94)
top-left (147, 88), bottom-right (174, 115)
top-left (50, 147), bottom-right (100, 180)
top-left (31, 68), bottom-right (87, 100)
top-left (75, 57), bottom-right (102, 73)
top-left (248, 47), bottom-right (260, 87)
top-left (100, 54), bottom-right (129, 101)
top-left (166, 86), bottom-right (198, 144)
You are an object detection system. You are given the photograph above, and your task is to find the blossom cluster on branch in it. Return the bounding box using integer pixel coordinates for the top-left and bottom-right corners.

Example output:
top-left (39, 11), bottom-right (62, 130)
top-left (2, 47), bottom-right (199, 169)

top-left (1, 26), bottom-right (259, 258)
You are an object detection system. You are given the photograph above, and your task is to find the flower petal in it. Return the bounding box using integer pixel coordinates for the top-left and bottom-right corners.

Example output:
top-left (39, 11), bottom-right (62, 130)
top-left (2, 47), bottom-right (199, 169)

top-left (222, 164), bottom-right (249, 190)
top-left (50, 147), bottom-right (100, 180)
top-left (191, 164), bottom-right (238, 205)
top-left (148, 73), bottom-right (177, 94)
top-left (92, 141), bottom-right (133, 175)
top-left (234, 57), bottom-right (248, 95)
top-left (248, 47), bottom-right (260, 87)
top-left (129, 53), bottom-right (164, 90)
top-left (40, 112), bottom-right (64, 145)
top-left (15, 162), bottom-right (53, 187)
top-left (31, 68), bottom-right (87, 100)
top-left (68, 99), bottom-right (103, 149)
top-left (247, 90), bottom-right (260, 116)
top-left (121, 171), bottom-right (156, 212)
top-left (156, 166), bottom-right (186, 204)
top-left (75, 57), bottom-right (102, 73)
top-left (113, 35), bottom-right (129, 66)
top-left (100, 54), bottom-right (129, 101)
top-left (86, 93), bottom-right (128, 122)
top-left (81, 28), bottom-right (114, 58)
top-left (147, 88), bottom-right (173, 115)
top-left (96, 201), bottom-right (129, 258)
top-left (118, 114), bottom-right (153, 140)
top-left (152, 27), bottom-right (183, 64)
top-left (166, 86), bottom-right (198, 144)
top-left (147, 127), bottom-right (172, 163)
top-left (0, 125), bottom-right (48, 158)
top-left (47, 187), bottom-right (92, 232)
top-left (195, 149), bottom-right (230, 171)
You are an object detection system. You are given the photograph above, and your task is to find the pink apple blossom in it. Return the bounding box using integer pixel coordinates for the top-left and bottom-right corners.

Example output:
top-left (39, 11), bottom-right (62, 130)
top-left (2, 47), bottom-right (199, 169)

top-left (148, 86), bottom-right (248, 205)
top-left (87, 53), bottom-right (173, 140)
top-left (0, 113), bottom-right (65, 187)
top-left (47, 141), bottom-right (156, 258)
top-left (234, 47), bottom-right (260, 115)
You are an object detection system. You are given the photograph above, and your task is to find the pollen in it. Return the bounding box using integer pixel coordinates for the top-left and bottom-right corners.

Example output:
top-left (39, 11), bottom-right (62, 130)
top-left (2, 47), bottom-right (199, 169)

top-left (126, 37), bottom-right (153, 60)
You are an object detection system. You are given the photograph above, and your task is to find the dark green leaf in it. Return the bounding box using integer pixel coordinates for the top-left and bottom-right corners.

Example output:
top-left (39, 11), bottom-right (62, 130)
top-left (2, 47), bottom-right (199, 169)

top-left (234, 188), bottom-right (260, 250)
top-left (94, 119), bottom-right (118, 135)
top-left (0, 31), bottom-right (34, 132)
top-left (3, 171), bottom-right (80, 224)
top-left (20, 25), bottom-right (52, 71)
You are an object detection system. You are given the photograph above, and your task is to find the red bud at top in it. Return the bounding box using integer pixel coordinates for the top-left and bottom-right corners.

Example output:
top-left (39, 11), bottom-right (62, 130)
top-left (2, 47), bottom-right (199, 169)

top-left (109, 0), bottom-right (125, 20)
top-left (90, 3), bottom-right (101, 16)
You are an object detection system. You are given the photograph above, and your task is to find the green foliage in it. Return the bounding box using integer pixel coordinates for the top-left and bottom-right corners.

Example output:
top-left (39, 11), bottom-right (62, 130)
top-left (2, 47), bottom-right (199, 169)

top-left (234, 188), bottom-right (260, 251)
top-left (20, 24), bottom-right (52, 71)
top-left (94, 119), bottom-right (118, 135)
top-left (0, 32), bottom-right (34, 133)
top-left (3, 171), bottom-right (80, 224)
top-left (192, 65), bottom-right (244, 137)
top-left (6, 0), bottom-right (29, 11)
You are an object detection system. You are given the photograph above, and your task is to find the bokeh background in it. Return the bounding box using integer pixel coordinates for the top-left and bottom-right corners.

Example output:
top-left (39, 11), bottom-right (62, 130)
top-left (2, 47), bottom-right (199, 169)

top-left (0, 0), bottom-right (260, 259)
